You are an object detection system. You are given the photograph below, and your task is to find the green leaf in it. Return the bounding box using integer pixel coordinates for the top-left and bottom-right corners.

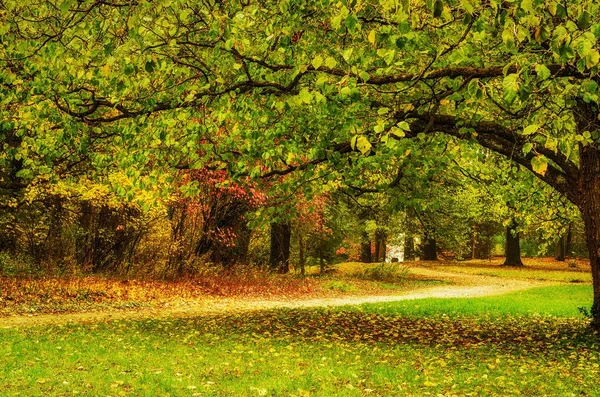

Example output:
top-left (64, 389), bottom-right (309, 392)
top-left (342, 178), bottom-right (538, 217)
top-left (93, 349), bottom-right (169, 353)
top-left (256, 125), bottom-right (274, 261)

top-left (523, 124), bottom-right (539, 135)
top-left (502, 74), bottom-right (520, 105)
top-left (311, 55), bottom-right (323, 70)
top-left (342, 48), bottom-right (353, 62)
top-left (345, 14), bottom-right (358, 31)
top-left (390, 127), bottom-right (405, 138)
top-left (397, 121), bottom-right (411, 131)
top-left (502, 25), bottom-right (514, 47)
top-left (586, 50), bottom-right (600, 68)
top-left (144, 60), bottom-right (155, 73)
top-left (522, 142), bottom-right (533, 155)
top-left (578, 10), bottom-right (592, 30)
top-left (368, 29), bottom-right (376, 45)
top-left (535, 64), bottom-right (551, 80)
top-left (462, 0), bottom-right (474, 14)
top-left (325, 57), bottom-right (337, 69)
top-left (60, 0), bottom-right (72, 13)
top-left (350, 135), bottom-right (358, 150)
top-left (356, 136), bottom-right (372, 154)
top-left (531, 155), bottom-right (548, 176)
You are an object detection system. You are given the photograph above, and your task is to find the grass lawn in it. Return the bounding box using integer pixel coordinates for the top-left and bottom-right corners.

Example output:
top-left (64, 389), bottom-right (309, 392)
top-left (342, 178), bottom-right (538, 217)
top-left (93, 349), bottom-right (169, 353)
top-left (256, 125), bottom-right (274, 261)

top-left (352, 284), bottom-right (593, 318)
top-left (427, 258), bottom-right (593, 283)
top-left (433, 265), bottom-right (593, 283)
top-left (1, 284), bottom-right (598, 396)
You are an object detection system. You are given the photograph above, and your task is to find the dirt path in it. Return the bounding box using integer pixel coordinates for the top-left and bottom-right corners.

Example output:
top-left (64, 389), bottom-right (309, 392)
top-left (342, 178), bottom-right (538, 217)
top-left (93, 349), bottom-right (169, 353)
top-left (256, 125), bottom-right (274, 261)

top-left (0, 267), bottom-right (552, 329)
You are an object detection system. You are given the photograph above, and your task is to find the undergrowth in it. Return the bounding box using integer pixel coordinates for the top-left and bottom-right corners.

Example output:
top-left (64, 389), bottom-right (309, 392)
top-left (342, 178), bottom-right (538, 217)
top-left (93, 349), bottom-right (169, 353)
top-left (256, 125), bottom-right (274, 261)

top-left (360, 263), bottom-right (410, 283)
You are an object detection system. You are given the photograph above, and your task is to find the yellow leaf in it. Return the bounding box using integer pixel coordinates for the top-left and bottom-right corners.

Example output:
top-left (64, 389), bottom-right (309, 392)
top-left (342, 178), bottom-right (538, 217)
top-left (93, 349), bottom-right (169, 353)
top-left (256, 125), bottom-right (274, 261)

top-left (101, 64), bottom-right (111, 77)
top-left (368, 29), bottom-right (376, 45)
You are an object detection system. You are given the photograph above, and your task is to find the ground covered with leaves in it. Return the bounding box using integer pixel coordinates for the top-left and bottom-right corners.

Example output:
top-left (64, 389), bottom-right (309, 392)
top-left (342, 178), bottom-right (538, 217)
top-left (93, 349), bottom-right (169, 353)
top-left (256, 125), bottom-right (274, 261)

top-left (1, 260), bottom-right (597, 396)
top-left (0, 264), bottom-right (440, 316)
top-left (1, 306), bottom-right (599, 396)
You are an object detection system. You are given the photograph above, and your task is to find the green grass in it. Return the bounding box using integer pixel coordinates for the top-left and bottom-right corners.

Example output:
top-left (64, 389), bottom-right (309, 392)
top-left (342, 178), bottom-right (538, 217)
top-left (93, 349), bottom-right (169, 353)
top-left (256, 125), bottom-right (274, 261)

top-left (433, 265), bottom-right (593, 283)
top-left (351, 285), bottom-right (593, 318)
top-left (321, 280), bottom-right (359, 293)
top-left (1, 310), bottom-right (599, 397)
top-left (1, 285), bottom-right (598, 396)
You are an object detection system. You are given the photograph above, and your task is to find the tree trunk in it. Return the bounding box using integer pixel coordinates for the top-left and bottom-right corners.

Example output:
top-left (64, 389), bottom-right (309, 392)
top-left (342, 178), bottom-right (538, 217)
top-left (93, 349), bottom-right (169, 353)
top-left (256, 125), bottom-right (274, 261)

top-left (471, 223), bottom-right (477, 260)
top-left (421, 233), bottom-right (437, 261)
top-left (503, 220), bottom-right (523, 267)
top-left (379, 236), bottom-right (387, 262)
top-left (298, 233), bottom-right (305, 276)
top-left (374, 230), bottom-right (386, 262)
top-left (360, 241), bottom-right (372, 263)
top-left (565, 223), bottom-right (573, 259)
top-left (404, 234), bottom-right (415, 261)
top-left (269, 221), bottom-right (291, 273)
top-left (319, 238), bottom-right (325, 275)
top-left (577, 143), bottom-right (600, 330)
top-left (555, 235), bottom-right (566, 262)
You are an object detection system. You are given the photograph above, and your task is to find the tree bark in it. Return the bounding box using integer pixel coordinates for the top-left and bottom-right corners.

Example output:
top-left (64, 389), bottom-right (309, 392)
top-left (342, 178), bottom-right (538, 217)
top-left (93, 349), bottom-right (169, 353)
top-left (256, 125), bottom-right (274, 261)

top-left (379, 236), bottom-right (387, 262)
top-left (360, 241), bottom-right (372, 263)
top-left (374, 230), bottom-right (386, 262)
top-left (577, 144), bottom-right (600, 330)
top-left (565, 224), bottom-right (573, 259)
top-left (471, 223), bottom-right (477, 260)
top-left (421, 233), bottom-right (437, 261)
top-left (404, 234), bottom-right (415, 261)
top-left (298, 232), bottom-right (306, 276)
top-left (269, 221), bottom-right (291, 273)
top-left (503, 220), bottom-right (523, 267)
top-left (319, 238), bottom-right (325, 275)
top-left (572, 100), bottom-right (600, 329)
top-left (555, 235), bottom-right (566, 262)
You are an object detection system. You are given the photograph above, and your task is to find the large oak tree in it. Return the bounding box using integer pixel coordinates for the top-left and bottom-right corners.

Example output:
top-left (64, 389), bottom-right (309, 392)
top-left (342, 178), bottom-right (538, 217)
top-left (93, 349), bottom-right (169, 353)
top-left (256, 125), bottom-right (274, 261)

top-left (2, 0), bottom-right (600, 326)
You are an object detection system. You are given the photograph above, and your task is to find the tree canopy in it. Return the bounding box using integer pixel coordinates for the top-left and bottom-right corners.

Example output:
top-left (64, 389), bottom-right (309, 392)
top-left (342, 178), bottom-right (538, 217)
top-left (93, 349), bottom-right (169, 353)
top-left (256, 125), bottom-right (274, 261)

top-left (2, 0), bottom-right (600, 326)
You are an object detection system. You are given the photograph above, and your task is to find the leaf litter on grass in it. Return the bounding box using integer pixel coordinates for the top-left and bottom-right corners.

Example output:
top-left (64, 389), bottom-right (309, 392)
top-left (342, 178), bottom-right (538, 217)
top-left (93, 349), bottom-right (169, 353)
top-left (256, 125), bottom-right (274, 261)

top-left (2, 307), bottom-right (599, 397)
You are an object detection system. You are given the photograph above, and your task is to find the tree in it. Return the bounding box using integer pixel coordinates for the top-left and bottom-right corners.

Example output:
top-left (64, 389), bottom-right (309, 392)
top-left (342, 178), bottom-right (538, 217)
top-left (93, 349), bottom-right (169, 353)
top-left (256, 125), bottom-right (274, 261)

top-left (269, 221), bottom-right (291, 273)
top-left (3, 1), bottom-right (600, 327)
top-left (504, 219), bottom-right (524, 267)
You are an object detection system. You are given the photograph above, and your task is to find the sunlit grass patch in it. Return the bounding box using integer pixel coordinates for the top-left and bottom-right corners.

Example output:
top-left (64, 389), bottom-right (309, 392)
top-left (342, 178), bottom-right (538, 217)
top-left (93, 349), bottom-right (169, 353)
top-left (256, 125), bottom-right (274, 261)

top-left (431, 264), bottom-right (592, 283)
top-left (352, 284), bottom-right (593, 318)
top-left (1, 306), bottom-right (599, 396)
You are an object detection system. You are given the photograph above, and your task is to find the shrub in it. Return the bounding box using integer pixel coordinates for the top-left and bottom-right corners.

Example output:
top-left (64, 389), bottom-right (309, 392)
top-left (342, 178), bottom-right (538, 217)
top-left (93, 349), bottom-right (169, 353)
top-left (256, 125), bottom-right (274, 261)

top-left (361, 263), bottom-right (409, 283)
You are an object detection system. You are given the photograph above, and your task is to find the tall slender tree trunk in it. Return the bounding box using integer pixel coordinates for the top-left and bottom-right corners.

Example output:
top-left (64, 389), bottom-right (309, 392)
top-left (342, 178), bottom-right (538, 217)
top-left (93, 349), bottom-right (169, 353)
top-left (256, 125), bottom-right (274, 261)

top-left (471, 223), bottom-right (477, 260)
top-left (503, 220), bottom-right (523, 267)
top-left (269, 222), bottom-right (291, 273)
top-left (556, 235), bottom-right (566, 262)
top-left (404, 234), bottom-right (415, 261)
top-left (421, 232), bottom-right (437, 261)
top-left (360, 228), bottom-right (372, 263)
top-left (298, 232), bottom-right (306, 276)
top-left (319, 238), bottom-right (325, 275)
top-left (360, 241), bottom-right (372, 263)
top-left (565, 224), bottom-right (573, 259)
top-left (379, 235), bottom-right (386, 262)
top-left (374, 230), bottom-right (386, 262)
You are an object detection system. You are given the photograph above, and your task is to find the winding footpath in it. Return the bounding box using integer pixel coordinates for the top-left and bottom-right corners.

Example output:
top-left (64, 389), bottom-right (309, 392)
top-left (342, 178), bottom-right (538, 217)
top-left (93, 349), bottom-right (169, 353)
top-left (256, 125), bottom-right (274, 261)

top-left (0, 267), bottom-right (553, 329)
